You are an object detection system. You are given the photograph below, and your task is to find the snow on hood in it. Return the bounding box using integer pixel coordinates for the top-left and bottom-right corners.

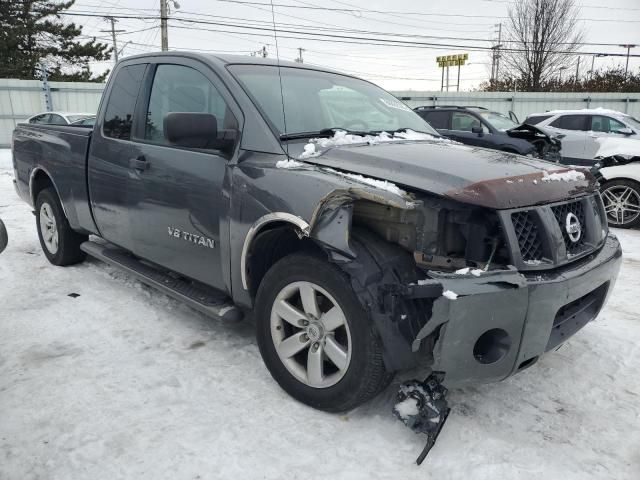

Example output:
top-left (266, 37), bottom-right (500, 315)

top-left (298, 129), bottom-right (453, 159)
top-left (541, 169), bottom-right (586, 182)
top-left (596, 137), bottom-right (640, 159)
top-left (323, 168), bottom-right (407, 196)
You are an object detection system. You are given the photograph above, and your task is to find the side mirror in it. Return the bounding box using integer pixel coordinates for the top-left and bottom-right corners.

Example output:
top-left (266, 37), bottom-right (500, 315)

top-left (164, 112), bottom-right (218, 149)
top-left (616, 127), bottom-right (634, 136)
top-left (471, 126), bottom-right (484, 135)
top-left (0, 219), bottom-right (7, 254)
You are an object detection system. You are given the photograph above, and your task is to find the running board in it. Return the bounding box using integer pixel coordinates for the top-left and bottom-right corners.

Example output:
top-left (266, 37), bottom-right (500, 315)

top-left (80, 241), bottom-right (243, 322)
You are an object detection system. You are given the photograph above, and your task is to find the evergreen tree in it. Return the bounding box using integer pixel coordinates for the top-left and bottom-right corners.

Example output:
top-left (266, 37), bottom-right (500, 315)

top-left (0, 0), bottom-right (111, 81)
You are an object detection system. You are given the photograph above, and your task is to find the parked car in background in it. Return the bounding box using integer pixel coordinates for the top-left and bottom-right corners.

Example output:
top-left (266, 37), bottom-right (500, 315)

top-left (525, 109), bottom-right (640, 166)
top-left (414, 106), bottom-right (561, 161)
top-left (27, 112), bottom-right (95, 126)
top-left (70, 115), bottom-right (96, 126)
top-left (592, 137), bottom-right (640, 228)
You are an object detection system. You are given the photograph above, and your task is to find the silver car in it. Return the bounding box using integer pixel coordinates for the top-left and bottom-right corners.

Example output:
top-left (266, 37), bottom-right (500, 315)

top-left (525, 109), bottom-right (640, 165)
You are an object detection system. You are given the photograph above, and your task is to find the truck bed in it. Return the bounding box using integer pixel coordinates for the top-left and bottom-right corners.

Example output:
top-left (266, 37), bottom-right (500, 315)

top-left (12, 123), bottom-right (95, 233)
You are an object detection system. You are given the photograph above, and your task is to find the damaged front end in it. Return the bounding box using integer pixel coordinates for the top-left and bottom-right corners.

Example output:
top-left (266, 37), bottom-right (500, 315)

top-left (507, 123), bottom-right (563, 162)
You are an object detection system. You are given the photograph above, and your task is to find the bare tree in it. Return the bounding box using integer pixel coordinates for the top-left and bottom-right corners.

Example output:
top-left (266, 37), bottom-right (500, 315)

top-left (500, 0), bottom-right (584, 90)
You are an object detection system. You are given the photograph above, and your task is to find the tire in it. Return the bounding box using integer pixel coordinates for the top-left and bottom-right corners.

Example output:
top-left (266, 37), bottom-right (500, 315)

top-left (600, 179), bottom-right (640, 229)
top-left (255, 253), bottom-right (393, 412)
top-left (35, 188), bottom-right (87, 265)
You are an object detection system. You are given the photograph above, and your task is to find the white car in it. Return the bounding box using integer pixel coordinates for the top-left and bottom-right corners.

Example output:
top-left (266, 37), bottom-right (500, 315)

top-left (594, 137), bottom-right (640, 228)
top-left (27, 112), bottom-right (95, 126)
top-left (525, 108), bottom-right (640, 165)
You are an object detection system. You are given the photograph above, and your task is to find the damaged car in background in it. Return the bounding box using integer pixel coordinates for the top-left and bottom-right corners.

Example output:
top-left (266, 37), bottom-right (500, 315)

top-left (414, 105), bottom-right (562, 162)
top-left (592, 137), bottom-right (640, 228)
top-left (11, 53), bottom-right (622, 463)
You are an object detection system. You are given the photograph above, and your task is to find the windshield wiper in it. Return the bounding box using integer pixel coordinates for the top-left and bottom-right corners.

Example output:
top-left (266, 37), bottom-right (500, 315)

top-left (280, 127), bottom-right (372, 141)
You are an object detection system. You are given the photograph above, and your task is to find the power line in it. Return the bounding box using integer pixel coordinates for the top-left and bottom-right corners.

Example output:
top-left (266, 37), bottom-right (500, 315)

top-left (210, 0), bottom-right (640, 23)
top-left (50, 11), bottom-right (640, 57)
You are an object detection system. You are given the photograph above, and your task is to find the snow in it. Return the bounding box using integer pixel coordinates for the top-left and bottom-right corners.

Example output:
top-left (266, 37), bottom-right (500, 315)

top-left (595, 137), bottom-right (640, 159)
top-left (394, 397), bottom-right (420, 420)
top-left (1, 148), bottom-right (640, 479)
top-left (442, 290), bottom-right (459, 300)
top-left (524, 259), bottom-right (544, 265)
top-left (298, 129), bottom-right (453, 159)
top-left (275, 159), bottom-right (305, 168)
top-left (541, 169), bottom-right (586, 183)
top-left (323, 167), bottom-right (406, 196)
top-left (454, 267), bottom-right (484, 277)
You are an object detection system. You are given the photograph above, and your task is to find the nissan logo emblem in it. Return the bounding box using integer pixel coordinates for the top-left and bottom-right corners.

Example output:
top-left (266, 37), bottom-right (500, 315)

top-left (565, 213), bottom-right (582, 243)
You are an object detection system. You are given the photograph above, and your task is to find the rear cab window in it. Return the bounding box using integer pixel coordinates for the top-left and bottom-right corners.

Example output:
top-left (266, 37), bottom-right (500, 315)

top-left (102, 64), bottom-right (147, 140)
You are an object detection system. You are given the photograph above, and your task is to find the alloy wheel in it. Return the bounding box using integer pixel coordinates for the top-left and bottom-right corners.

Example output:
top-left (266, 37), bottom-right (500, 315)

top-left (39, 202), bottom-right (59, 254)
top-left (270, 281), bottom-right (352, 388)
top-left (602, 185), bottom-right (640, 226)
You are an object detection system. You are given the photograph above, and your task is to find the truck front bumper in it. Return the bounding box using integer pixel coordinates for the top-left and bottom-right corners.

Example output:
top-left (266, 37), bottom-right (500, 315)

top-left (410, 233), bottom-right (622, 387)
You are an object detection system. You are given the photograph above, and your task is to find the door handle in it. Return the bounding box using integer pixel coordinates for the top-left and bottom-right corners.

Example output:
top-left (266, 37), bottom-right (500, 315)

top-left (129, 156), bottom-right (149, 171)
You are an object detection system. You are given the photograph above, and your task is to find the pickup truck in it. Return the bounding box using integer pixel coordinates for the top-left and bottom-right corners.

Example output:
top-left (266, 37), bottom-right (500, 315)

top-left (12, 53), bottom-right (622, 413)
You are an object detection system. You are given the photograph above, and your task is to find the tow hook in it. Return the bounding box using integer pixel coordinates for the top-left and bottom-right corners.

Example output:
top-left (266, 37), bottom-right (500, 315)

top-left (392, 372), bottom-right (450, 465)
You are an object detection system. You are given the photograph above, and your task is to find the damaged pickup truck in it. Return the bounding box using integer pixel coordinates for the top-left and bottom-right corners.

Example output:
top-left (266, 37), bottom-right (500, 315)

top-left (12, 53), bottom-right (621, 415)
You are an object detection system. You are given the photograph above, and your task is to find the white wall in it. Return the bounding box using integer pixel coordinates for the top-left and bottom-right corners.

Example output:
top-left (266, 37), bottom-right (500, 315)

top-left (1, 78), bottom-right (639, 146)
top-left (0, 79), bottom-right (104, 147)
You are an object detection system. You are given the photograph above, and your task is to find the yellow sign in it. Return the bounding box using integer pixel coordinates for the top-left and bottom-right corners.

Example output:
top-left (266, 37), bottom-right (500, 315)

top-left (436, 53), bottom-right (468, 68)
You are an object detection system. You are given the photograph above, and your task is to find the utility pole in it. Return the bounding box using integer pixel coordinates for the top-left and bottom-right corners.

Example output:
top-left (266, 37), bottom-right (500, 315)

top-left (101, 17), bottom-right (125, 64)
top-left (575, 56), bottom-right (580, 83)
top-left (495, 22), bottom-right (502, 83)
top-left (619, 44), bottom-right (637, 77)
top-left (160, 0), bottom-right (168, 51)
top-left (36, 62), bottom-right (53, 112)
top-left (295, 47), bottom-right (305, 63)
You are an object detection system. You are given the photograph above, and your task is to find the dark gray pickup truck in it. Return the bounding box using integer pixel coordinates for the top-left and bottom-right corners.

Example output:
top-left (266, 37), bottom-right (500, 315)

top-left (12, 53), bottom-right (622, 412)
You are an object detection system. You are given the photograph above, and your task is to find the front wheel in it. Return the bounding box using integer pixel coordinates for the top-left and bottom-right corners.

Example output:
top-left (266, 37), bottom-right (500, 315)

top-left (600, 179), bottom-right (640, 228)
top-left (255, 253), bottom-right (393, 412)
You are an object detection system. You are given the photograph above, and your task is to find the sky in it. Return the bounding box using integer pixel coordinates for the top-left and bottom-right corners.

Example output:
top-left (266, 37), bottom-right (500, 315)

top-left (67, 0), bottom-right (640, 91)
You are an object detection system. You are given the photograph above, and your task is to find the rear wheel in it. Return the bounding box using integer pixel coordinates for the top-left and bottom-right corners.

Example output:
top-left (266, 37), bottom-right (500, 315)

top-left (255, 253), bottom-right (393, 412)
top-left (35, 188), bottom-right (87, 265)
top-left (600, 179), bottom-right (640, 228)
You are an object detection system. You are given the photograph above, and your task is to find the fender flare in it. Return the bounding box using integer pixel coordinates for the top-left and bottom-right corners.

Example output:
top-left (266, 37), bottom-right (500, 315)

top-left (29, 166), bottom-right (69, 218)
top-left (240, 212), bottom-right (310, 290)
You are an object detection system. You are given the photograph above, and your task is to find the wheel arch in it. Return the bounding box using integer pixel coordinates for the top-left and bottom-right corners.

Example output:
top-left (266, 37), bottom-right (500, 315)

top-left (29, 167), bottom-right (68, 218)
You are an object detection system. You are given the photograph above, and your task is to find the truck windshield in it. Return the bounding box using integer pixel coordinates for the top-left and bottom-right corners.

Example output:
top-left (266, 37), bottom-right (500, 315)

top-left (229, 64), bottom-right (438, 138)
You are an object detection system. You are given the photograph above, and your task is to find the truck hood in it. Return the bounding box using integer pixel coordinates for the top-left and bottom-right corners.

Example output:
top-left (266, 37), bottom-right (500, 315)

top-left (301, 141), bottom-right (597, 209)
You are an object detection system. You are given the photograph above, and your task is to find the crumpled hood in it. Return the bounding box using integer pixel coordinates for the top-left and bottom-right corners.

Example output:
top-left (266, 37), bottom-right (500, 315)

top-left (301, 140), bottom-right (597, 209)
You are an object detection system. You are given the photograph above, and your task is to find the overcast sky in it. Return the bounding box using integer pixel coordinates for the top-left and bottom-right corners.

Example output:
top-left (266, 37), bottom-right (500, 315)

top-left (71, 0), bottom-right (640, 91)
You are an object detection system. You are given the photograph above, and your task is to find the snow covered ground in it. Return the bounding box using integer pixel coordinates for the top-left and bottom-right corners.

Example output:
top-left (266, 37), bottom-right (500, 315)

top-left (0, 149), bottom-right (639, 479)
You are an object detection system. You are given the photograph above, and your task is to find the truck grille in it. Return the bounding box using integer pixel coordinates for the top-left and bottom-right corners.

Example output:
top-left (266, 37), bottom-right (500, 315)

top-left (502, 194), bottom-right (606, 270)
top-left (511, 211), bottom-right (543, 262)
top-left (551, 200), bottom-right (587, 255)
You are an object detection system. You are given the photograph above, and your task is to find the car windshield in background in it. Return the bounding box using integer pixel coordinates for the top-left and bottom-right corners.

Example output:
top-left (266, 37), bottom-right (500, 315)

top-left (478, 112), bottom-right (519, 131)
top-left (623, 115), bottom-right (640, 131)
top-left (229, 65), bottom-right (438, 137)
